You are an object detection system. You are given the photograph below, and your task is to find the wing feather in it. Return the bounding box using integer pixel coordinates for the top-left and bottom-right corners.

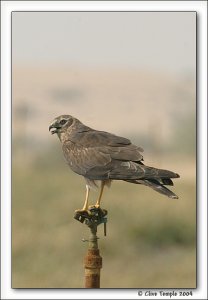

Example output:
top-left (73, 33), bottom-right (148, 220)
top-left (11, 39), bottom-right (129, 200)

top-left (62, 127), bottom-right (144, 178)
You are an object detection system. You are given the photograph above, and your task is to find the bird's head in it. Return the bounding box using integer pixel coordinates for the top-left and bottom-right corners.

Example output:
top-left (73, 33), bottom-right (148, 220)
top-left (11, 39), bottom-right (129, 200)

top-left (49, 115), bottom-right (74, 137)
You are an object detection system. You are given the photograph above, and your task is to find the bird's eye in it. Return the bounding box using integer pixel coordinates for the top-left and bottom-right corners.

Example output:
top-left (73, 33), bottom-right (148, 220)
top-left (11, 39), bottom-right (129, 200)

top-left (60, 119), bottom-right (67, 125)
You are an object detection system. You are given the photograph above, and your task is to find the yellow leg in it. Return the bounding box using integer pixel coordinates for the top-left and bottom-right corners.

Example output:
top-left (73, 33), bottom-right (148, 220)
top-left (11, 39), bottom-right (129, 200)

top-left (81, 185), bottom-right (90, 211)
top-left (95, 181), bottom-right (105, 208)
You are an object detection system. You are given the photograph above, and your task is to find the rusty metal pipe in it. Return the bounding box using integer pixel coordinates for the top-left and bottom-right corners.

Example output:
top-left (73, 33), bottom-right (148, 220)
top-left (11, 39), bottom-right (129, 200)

top-left (74, 207), bottom-right (107, 288)
top-left (84, 225), bottom-right (102, 288)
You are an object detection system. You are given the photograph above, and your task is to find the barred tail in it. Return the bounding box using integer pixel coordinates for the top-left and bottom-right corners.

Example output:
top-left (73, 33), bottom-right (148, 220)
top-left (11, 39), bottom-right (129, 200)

top-left (124, 165), bottom-right (180, 199)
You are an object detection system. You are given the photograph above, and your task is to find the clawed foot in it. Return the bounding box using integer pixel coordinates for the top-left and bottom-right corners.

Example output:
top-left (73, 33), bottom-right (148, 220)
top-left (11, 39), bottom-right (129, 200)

top-left (88, 205), bottom-right (107, 217)
top-left (74, 205), bottom-right (103, 218)
top-left (75, 205), bottom-right (100, 216)
top-left (74, 205), bottom-right (108, 226)
top-left (88, 204), bottom-right (100, 210)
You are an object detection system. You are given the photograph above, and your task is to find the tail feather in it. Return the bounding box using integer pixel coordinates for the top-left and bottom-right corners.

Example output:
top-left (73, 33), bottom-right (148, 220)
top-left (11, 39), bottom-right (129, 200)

top-left (139, 165), bottom-right (180, 180)
top-left (137, 165), bottom-right (179, 198)
top-left (146, 178), bottom-right (174, 186)
top-left (143, 179), bottom-right (178, 199)
top-left (161, 178), bottom-right (174, 186)
top-left (109, 160), bottom-right (180, 199)
top-left (125, 178), bottom-right (178, 199)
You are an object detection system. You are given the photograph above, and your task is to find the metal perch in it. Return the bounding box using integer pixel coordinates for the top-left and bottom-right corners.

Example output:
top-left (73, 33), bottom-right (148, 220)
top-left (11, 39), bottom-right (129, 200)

top-left (74, 206), bottom-right (108, 288)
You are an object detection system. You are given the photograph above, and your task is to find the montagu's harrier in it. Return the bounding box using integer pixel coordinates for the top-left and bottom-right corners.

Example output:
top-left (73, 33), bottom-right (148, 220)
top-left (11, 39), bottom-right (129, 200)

top-left (49, 115), bottom-right (179, 211)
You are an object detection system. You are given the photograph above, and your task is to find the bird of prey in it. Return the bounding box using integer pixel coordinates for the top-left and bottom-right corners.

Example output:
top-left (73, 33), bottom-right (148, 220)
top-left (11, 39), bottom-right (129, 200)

top-left (49, 115), bottom-right (179, 211)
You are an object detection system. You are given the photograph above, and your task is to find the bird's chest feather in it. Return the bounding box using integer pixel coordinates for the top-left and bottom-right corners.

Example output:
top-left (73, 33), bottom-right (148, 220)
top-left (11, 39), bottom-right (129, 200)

top-left (62, 142), bottom-right (85, 171)
top-left (62, 140), bottom-right (111, 177)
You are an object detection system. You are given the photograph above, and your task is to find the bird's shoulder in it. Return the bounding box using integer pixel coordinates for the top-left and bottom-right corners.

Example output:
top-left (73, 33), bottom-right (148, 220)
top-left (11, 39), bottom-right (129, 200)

top-left (68, 126), bottom-right (132, 148)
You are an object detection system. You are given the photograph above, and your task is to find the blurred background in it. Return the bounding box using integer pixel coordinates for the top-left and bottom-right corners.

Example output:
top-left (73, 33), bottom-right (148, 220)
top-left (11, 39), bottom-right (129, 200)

top-left (12, 12), bottom-right (196, 288)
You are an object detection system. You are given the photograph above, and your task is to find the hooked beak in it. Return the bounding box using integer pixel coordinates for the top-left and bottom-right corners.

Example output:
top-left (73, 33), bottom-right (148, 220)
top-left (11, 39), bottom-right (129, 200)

top-left (49, 124), bottom-right (60, 135)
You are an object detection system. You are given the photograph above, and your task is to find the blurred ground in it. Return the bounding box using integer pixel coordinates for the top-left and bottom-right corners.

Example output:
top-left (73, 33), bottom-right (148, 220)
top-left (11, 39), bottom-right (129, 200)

top-left (12, 66), bottom-right (196, 288)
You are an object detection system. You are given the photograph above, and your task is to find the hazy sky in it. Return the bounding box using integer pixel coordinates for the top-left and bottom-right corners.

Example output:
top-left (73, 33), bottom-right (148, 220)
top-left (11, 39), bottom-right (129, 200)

top-left (12, 11), bottom-right (196, 74)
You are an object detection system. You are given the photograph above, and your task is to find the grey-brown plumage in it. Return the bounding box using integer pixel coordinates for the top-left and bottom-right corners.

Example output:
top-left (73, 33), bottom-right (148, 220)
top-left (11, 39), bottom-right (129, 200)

top-left (49, 115), bottom-right (180, 210)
